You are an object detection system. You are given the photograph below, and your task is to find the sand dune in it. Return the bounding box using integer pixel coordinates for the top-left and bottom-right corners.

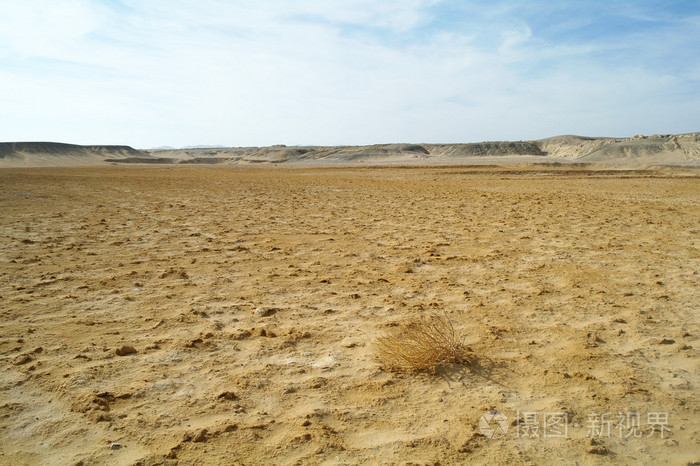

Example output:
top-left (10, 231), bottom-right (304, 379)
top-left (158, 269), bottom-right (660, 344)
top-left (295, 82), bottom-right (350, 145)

top-left (1, 133), bottom-right (699, 168)
top-left (1, 166), bottom-right (698, 464)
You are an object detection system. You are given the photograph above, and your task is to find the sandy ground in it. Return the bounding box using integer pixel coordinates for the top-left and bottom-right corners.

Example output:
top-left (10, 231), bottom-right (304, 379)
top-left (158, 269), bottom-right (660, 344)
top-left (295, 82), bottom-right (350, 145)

top-left (0, 166), bottom-right (698, 465)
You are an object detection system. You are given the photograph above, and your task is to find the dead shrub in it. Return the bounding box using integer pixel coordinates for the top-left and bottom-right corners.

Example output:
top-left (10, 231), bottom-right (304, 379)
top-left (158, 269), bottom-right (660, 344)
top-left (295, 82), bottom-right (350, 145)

top-left (374, 312), bottom-right (467, 373)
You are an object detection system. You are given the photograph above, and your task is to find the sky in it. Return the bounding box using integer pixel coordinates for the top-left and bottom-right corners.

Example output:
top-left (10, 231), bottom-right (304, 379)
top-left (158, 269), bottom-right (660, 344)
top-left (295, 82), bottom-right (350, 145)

top-left (0, 0), bottom-right (698, 148)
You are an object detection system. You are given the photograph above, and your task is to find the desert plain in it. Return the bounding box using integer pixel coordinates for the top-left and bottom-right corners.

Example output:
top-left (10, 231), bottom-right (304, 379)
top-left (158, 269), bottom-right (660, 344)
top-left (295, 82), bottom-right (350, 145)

top-left (0, 164), bottom-right (698, 465)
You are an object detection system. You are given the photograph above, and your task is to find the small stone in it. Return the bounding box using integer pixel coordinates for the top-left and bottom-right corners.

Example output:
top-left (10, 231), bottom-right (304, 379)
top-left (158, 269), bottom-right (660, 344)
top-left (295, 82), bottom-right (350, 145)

top-left (115, 345), bottom-right (137, 356)
top-left (192, 429), bottom-right (208, 443)
top-left (12, 354), bottom-right (34, 365)
top-left (184, 338), bottom-right (203, 348)
top-left (292, 433), bottom-right (312, 443)
top-left (309, 377), bottom-right (327, 389)
top-left (659, 338), bottom-right (675, 345)
top-left (254, 307), bottom-right (272, 317)
top-left (587, 445), bottom-right (608, 455)
top-left (109, 442), bottom-right (123, 450)
top-left (217, 391), bottom-right (238, 401)
top-left (231, 330), bottom-right (252, 340)
top-left (342, 339), bottom-right (358, 348)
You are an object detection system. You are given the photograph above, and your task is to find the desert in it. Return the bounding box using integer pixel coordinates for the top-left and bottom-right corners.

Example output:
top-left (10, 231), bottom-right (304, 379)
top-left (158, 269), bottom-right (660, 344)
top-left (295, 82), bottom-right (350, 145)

top-left (1, 161), bottom-right (698, 465)
top-left (3, 0), bottom-right (700, 463)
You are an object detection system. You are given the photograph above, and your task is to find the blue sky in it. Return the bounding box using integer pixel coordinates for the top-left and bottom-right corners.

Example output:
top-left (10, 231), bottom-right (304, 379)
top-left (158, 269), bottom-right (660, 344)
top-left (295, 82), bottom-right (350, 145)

top-left (0, 0), bottom-right (698, 148)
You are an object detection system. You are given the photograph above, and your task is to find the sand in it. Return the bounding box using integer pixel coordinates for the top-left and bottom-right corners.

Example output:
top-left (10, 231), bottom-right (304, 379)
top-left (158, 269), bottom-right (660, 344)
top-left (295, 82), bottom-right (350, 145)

top-left (1, 166), bottom-right (698, 465)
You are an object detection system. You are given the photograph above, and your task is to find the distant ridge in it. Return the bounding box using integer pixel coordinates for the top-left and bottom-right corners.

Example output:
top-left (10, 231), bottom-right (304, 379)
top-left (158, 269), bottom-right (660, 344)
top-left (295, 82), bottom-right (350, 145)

top-left (0, 142), bottom-right (149, 166)
top-left (142, 133), bottom-right (700, 166)
top-left (0, 142), bottom-right (146, 159)
top-left (1, 133), bottom-right (699, 167)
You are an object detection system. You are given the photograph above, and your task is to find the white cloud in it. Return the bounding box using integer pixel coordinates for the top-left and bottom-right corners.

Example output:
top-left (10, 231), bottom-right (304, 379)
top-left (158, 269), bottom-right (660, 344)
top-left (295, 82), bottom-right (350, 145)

top-left (0, 0), bottom-right (698, 146)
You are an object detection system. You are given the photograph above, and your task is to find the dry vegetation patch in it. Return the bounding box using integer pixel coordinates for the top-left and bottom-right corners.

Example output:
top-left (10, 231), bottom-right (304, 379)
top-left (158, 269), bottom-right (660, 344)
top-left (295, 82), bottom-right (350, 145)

top-left (374, 312), bottom-right (468, 373)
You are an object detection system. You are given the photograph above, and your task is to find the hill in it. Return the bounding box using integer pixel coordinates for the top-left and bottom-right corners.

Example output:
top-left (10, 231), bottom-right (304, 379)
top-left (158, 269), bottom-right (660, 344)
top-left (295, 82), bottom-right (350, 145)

top-left (0, 142), bottom-right (148, 166)
top-left (2, 133), bottom-right (699, 167)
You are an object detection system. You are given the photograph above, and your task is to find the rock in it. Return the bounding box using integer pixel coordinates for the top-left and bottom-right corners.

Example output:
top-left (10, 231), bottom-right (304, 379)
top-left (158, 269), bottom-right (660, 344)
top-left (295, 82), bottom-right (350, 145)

top-left (587, 445), bottom-right (608, 455)
top-left (659, 338), bottom-right (675, 345)
top-left (217, 391), bottom-right (238, 401)
top-left (291, 433), bottom-right (312, 443)
top-left (115, 345), bottom-right (137, 356)
top-left (231, 330), bottom-right (252, 340)
top-left (159, 268), bottom-right (189, 279)
top-left (342, 339), bottom-right (359, 348)
top-left (253, 328), bottom-right (276, 338)
top-left (192, 429), bottom-right (208, 442)
top-left (309, 377), bottom-right (327, 389)
top-left (109, 442), bottom-right (123, 450)
top-left (184, 338), bottom-right (203, 348)
top-left (254, 307), bottom-right (274, 317)
top-left (12, 353), bottom-right (34, 365)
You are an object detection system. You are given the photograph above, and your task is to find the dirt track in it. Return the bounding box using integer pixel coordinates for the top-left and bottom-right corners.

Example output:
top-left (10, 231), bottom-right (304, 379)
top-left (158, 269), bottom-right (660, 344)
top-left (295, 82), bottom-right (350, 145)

top-left (1, 166), bottom-right (698, 464)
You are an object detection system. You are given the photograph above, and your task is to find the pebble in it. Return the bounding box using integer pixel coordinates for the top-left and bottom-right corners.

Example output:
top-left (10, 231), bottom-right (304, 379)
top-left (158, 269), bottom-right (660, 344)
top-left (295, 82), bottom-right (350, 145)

top-left (342, 339), bottom-right (359, 348)
top-left (115, 345), bottom-right (137, 356)
top-left (217, 391), bottom-right (238, 401)
top-left (587, 445), bottom-right (608, 455)
top-left (254, 307), bottom-right (273, 317)
top-left (12, 353), bottom-right (34, 365)
top-left (192, 429), bottom-right (208, 443)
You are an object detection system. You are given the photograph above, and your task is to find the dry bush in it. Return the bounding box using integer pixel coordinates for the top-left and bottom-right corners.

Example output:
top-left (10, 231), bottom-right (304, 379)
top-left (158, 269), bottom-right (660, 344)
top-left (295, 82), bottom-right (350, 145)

top-left (374, 312), bottom-right (467, 373)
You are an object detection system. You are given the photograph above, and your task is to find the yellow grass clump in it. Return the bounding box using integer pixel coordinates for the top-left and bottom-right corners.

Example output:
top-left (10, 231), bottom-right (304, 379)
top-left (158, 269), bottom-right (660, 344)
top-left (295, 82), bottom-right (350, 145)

top-left (374, 312), bottom-right (467, 373)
